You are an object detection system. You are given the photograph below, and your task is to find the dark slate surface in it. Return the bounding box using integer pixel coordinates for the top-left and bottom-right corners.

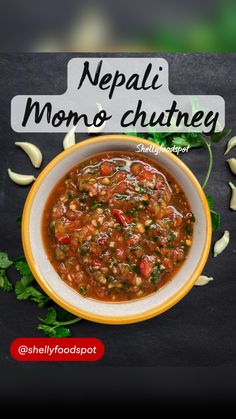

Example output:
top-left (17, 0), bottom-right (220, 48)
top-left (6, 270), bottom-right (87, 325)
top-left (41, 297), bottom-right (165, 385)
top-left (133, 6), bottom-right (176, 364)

top-left (0, 53), bottom-right (235, 369)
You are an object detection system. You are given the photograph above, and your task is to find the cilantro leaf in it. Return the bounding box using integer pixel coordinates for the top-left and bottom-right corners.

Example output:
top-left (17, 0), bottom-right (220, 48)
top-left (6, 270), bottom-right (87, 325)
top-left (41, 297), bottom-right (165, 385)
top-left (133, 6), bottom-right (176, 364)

top-left (206, 194), bottom-right (220, 232)
top-left (39, 307), bottom-right (81, 326)
top-left (0, 248), bottom-right (81, 337)
top-left (91, 202), bottom-right (104, 210)
top-left (151, 265), bottom-right (162, 284)
top-left (206, 194), bottom-right (214, 210)
top-left (38, 307), bottom-right (57, 325)
top-left (124, 130), bottom-right (144, 138)
top-left (210, 128), bottom-right (232, 143)
top-left (15, 284), bottom-right (49, 307)
top-left (0, 252), bottom-right (13, 292)
top-left (0, 252), bottom-right (13, 269)
top-left (37, 324), bottom-right (71, 338)
top-left (174, 134), bottom-right (204, 148)
top-left (15, 273), bottom-right (34, 290)
top-left (56, 306), bottom-right (78, 322)
top-left (15, 256), bottom-right (32, 277)
top-left (115, 194), bottom-right (128, 200)
top-left (38, 307), bottom-right (81, 337)
top-left (171, 136), bottom-right (190, 147)
top-left (210, 210), bottom-right (220, 232)
top-left (14, 256), bottom-right (49, 307)
top-left (0, 268), bottom-right (13, 292)
top-left (16, 215), bottom-right (22, 226)
top-left (147, 131), bottom-right (168, 146)
top-left (147, 132), bottom-right (205, 149)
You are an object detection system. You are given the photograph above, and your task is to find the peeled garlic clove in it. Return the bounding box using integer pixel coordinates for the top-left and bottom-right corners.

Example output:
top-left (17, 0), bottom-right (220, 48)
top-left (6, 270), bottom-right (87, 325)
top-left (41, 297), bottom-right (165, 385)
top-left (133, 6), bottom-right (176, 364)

top-left (213, 230), bottom-right (230, 257)
top-left (227, 158), bottom-right (236, 175)
top-left (15, 142), bottom-right (42, 168)
top-left (63, 126), bottom-right (76, 150)
top-left (195, 275), bottom-right (214, 286)
top-left (229, 181), bottom-right (236, 210)
top-left (88, 103), bottom-right (106, 134)
top-left (8, 168), bottom-right (36, 185)
top-left (224, 136), bottom-right (236, 155)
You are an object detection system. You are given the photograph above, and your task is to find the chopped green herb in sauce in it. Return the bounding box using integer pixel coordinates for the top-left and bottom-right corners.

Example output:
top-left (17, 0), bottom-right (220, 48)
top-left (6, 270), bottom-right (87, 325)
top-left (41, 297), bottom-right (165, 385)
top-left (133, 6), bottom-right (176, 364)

top-left (42, 152), bottom-right (194, 302)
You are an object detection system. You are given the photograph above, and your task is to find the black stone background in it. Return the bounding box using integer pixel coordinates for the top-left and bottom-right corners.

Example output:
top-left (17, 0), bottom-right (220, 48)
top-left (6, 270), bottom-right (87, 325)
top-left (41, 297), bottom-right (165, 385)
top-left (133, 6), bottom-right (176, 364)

top-left (0, 53), bottom-right (235, 402)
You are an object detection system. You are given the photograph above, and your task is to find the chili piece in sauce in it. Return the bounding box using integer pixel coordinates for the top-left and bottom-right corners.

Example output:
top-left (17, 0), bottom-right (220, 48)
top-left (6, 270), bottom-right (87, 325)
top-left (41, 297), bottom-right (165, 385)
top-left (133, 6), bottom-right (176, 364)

top-left (42, 152), bottom-right (194, 302)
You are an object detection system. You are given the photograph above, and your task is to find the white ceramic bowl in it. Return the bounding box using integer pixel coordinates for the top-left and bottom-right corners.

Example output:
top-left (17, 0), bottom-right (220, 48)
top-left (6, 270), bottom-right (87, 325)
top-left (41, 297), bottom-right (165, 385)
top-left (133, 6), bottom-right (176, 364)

top-left (22, 135), bottom-right (211, 324)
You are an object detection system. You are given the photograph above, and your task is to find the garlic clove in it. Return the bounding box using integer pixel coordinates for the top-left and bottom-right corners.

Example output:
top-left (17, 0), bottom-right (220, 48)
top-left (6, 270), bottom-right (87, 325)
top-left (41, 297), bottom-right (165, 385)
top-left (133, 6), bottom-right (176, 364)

top-left (224, 136), bottom-right (236, 155)
top-left (227, 158), bottom-right (236, 175)
top-left (229, 181), bottom-right (236, 210)
top-left (8, 168), bottom-right (36, 185)
top-left (88, 103), bottom-right (106, 134)
top-left (195, 275), bottom-right (214, 286)
top-left (63, 126), bottom-right (76, 150)
top-left (15, 142), bottom-right (43, 168)
top-left (213, 230), bottom-right (230, 257)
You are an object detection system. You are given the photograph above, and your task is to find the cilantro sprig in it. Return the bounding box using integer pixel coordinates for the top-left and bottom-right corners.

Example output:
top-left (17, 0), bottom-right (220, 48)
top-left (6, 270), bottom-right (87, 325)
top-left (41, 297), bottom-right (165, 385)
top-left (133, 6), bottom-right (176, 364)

top-left (126, 128), bottom-right (231, 232)
top-left (0, 251), bottom-right (82, 337)
top-left (15, 256), bottom-right (49, 307)
top-left (206, 195), bottom-right (220, 232)
top-left (0, 252), bottom-right (13, 291)
top-left (38, 307), bottom-right (81, 337)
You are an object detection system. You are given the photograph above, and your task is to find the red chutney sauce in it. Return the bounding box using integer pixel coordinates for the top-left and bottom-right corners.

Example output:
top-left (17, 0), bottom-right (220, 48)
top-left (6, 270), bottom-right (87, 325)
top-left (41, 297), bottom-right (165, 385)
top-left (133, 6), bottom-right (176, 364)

top-left (42, 152), bottom-right (195, 302)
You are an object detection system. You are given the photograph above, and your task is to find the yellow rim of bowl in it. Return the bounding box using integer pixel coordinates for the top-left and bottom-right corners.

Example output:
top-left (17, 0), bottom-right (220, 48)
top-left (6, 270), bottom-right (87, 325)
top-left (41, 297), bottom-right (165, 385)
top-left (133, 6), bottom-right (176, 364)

top-left (22, 135), bottom-right (212, 324)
